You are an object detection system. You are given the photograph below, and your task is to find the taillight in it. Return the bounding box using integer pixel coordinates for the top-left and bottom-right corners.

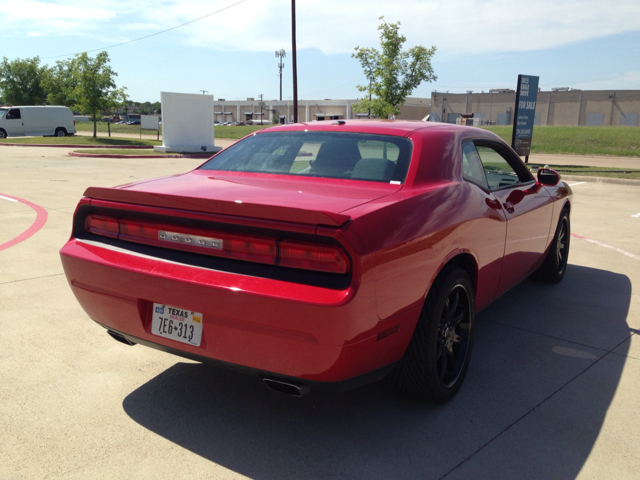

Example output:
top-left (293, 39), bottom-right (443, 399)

top-left (279, 240), bottom-right (349, 274)
top-left (85, 214), bottom-right (119, 238)
top-left (83, 214), bottom-right (349, 274)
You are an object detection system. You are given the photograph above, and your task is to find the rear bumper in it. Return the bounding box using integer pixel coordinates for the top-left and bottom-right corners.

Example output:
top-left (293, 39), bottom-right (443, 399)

top-left (60, 239), bottom-right (420, 383)
top-left (98, 322), bottom-right (397, 392)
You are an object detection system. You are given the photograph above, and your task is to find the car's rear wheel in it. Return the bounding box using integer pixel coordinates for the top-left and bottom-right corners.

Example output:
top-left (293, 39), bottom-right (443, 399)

top-left (55, 127), bottom-right (67, 137)
top-left (387, 265), bottom-right (475, 403)
top-left (534, 208), bottom-right (570, 283)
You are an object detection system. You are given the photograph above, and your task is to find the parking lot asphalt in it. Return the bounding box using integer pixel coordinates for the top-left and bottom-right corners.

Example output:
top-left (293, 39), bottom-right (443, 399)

top-left (1, 146), bottom-right (639, 479)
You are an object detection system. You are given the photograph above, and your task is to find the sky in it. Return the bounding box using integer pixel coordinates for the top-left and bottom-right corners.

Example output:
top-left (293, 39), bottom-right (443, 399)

top-left (1, 0), bottom-right (639, 103)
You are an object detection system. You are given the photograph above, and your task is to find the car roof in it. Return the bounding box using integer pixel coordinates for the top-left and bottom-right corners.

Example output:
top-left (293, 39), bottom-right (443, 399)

top-left (255, 119), bottom-right (501, 139)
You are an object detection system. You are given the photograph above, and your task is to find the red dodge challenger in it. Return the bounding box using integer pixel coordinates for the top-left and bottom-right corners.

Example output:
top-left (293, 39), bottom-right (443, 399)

top-left (60, 120), bottom-right (572, 402)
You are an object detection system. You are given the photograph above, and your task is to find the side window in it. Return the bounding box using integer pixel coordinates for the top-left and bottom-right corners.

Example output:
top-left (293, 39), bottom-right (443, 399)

top-left (461, 141), bottom-right (489, 190)
top-left (7, 109), bottom-right (21, 120)
top-left (476, 145), bottom-right (527, 190)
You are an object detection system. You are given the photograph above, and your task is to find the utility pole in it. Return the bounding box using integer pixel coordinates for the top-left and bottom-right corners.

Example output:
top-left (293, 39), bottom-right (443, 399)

top-left (275, 49), bottom-right (286, 102)
top-left (259, 94), bottom-right (264, 123)
top-left (200, 90), bottom-right (209, 95)
top-left (291, 0), bottom-right (298, 123)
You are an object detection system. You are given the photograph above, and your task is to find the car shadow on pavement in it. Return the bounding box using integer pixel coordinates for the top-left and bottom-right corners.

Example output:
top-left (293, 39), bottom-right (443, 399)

top-left (123, 264), bottom-right (631, 479)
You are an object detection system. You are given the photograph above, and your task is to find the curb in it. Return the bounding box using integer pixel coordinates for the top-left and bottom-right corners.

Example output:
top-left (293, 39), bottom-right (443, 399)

top-left (68, 152), bottom-right (212, 159)
top-left (562, 174), bottom-right (640, 186)
top-left (0, 143), bottom-right (153, 149)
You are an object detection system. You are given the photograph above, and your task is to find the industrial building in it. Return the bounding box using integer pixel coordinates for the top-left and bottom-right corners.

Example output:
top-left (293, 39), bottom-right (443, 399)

top-left (430, 89), bottom-right (640, 127)
top-left (212, 96), bottom-right (431, 123)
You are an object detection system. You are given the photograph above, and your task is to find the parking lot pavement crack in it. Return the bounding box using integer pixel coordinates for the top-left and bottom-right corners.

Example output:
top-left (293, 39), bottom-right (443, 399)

top-left (44, 207), bottom-right (74, 215)
top-left (0, 273), bottom-right (65, 285)
top-left (440, 331), bottom-right (634, 479)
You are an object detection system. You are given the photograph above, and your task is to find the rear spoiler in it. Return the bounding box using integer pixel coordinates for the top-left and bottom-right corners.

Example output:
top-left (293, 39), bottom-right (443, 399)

top-left (83, 186), bottom-right (351, 228)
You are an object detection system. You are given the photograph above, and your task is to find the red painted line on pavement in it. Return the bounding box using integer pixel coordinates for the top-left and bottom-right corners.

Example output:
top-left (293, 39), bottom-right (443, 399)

top-left (571, 233), bottom-right (640, 261)
top-left (0, 143), bottom-right (153, 149)
top-left (0, 194), bottom-right (48, 252)
top-left (68, 152), bottom-right (211, 159)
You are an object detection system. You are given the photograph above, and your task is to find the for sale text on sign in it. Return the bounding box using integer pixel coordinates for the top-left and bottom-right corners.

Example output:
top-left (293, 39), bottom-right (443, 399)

top-left (511, 75), bottom-right (539, 157)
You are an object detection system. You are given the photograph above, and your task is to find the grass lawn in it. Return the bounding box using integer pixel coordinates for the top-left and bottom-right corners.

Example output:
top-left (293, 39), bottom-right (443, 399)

top-left (545, 164), bottom-right (640, 180)
top-left (75, 122), bottom-right (161, 136)
top-left (0, 136), bottom-right (160, 146)
top-left (214, 125), bottom-right (271, 139)
top-left (75, 121), bottom-right (270, 139)
top-left (482, 126), bottom-right (640, 157)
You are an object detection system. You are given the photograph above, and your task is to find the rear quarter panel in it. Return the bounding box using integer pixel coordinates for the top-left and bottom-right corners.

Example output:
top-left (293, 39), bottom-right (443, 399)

top-left (346, 127), bottom-right (508, 320)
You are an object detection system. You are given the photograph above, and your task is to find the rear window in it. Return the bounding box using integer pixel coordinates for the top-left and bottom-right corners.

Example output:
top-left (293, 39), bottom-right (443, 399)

top-left (199, 131), bottom-right (413, 183)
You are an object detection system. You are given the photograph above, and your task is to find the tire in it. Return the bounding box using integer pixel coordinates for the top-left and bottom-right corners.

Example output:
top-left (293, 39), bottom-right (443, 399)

top-left (55, 127), bottom-right (67, 137)
top-left (0, 129), bottom-right (6, 139)
top-left (387, 265), bottom-right (475, 403)
top-left (534, 208), bottom-right (570, 283)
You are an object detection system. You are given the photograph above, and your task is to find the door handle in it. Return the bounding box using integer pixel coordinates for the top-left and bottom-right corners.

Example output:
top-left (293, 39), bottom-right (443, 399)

top-left (503, 202), bottom-right (515, 214)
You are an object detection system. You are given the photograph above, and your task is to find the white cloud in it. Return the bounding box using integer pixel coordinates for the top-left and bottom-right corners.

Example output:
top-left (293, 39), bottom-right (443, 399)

top-left (574, 71), bottom-right (640, 90)
top-left (2, 0), bottom-right (640, 56)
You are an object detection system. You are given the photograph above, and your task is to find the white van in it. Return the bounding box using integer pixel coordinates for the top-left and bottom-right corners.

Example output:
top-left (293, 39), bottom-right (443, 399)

top-left (0, 106), bottom-right (76, 138)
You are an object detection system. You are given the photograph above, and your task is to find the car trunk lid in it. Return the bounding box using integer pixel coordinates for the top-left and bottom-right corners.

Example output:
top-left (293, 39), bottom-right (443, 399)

top-left (83, 170), bottom-right (403, 227)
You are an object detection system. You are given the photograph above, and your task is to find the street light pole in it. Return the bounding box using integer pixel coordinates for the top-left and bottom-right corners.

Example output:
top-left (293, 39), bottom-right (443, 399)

top-left (276, 49), bottom-right (286, 102)
top-left (291, 0), bottom-right (298, 123)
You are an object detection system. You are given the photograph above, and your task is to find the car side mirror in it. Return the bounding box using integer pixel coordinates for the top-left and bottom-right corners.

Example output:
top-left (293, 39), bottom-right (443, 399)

top-left (537, 168), bottom-right (561, 187)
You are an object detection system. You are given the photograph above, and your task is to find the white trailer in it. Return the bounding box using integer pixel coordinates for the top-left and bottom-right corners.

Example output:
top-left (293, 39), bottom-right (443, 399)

top-left (0, 106), bottom-right (76, 138)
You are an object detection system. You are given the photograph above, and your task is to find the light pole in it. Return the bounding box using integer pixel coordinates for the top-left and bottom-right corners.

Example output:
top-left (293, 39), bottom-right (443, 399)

top-left (291, 0), bottom-right (298, 123)
top-left (259, 94), bottom-right (264, 123)
top-left (276, 49), bottom-right (286, 102)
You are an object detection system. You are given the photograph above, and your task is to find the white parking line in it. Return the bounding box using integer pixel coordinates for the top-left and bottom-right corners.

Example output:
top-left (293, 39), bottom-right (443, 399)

top-left (572, 234), bottom-right (640, 261)
top-left (632, 212), bottom-right (640, 218)
top-left (568, 182), bottom-right (587, 186)
top-left (0, 195), bottom-right (18, 202)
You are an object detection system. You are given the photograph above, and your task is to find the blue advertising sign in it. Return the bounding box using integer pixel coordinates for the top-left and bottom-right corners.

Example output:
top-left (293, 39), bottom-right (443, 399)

top-left (511, 74), bottom-right (539, 157)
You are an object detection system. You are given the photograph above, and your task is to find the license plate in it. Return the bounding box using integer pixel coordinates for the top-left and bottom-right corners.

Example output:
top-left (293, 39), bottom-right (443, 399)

top-left (151, 303), bottom-right (203, 347)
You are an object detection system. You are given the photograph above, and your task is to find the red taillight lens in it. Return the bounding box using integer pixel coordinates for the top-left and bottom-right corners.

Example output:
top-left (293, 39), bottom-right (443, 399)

top-left (279, 240), bottom-right (349, 274)
top-left (84, 214), bottom-right (119, 238)
top-left (84, 214), bottom-right (349, 273)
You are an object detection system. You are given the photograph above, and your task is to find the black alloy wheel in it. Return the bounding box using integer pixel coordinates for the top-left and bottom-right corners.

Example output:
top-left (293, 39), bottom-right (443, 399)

top-left (534, 208), bottom-right (570, 283)
top-left (435, 282), bottom-right (472, 388)
top-left (387, 265), bottom-right (475, 403)
top-left (555, 215), bottom-right (569, 277)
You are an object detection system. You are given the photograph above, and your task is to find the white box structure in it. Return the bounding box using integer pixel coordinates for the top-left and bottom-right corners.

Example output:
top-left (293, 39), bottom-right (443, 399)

top-left (154, 92), bottom-right (221, 154)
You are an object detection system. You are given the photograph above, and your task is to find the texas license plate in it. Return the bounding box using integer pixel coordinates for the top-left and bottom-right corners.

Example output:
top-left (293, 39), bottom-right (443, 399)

top-left (151, 303), bottom-right (203, 346)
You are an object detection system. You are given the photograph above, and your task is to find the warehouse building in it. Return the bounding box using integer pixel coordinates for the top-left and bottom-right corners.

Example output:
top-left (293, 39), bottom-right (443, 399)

top-left (430, 89), bottom-right (640, 127)
top-left (212, 96), bottom-right (431, 123)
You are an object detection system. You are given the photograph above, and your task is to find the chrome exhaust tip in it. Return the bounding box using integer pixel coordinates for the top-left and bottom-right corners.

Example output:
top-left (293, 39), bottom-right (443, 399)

top-left (263, 378), bottom-right (310, 397)
top-left (107, 329), bottom-right (136, 346)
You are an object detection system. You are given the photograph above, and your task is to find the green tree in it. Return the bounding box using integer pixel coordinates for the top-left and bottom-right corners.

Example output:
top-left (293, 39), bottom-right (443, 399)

top-left (49, 52), bottom-right (127, 137)
top-left (0, 56), bottom-right (48, 105)
top-left (41, 58), bottom-right (78, 107)
top-left (352, 18), bottom-right (437, 118)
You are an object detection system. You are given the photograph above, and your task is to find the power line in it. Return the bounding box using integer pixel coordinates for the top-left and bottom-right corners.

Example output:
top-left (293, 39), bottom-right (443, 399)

top-left (41, 0), bottom-right (246, 60)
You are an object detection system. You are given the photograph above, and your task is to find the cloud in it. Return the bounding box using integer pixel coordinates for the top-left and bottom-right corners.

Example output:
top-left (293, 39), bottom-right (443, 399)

top-left (134, 0), bottom-right (640, 56)
top-left (3, 0), bottom-right (640, 57)
top-left (574, 71), bottom-right (640, 90)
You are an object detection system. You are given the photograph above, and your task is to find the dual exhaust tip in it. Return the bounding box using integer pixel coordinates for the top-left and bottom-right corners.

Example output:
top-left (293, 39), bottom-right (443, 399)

top-left (263, 378), bottom-right (310, 397)
top-left (107, 330), bottom-right (309, 397)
